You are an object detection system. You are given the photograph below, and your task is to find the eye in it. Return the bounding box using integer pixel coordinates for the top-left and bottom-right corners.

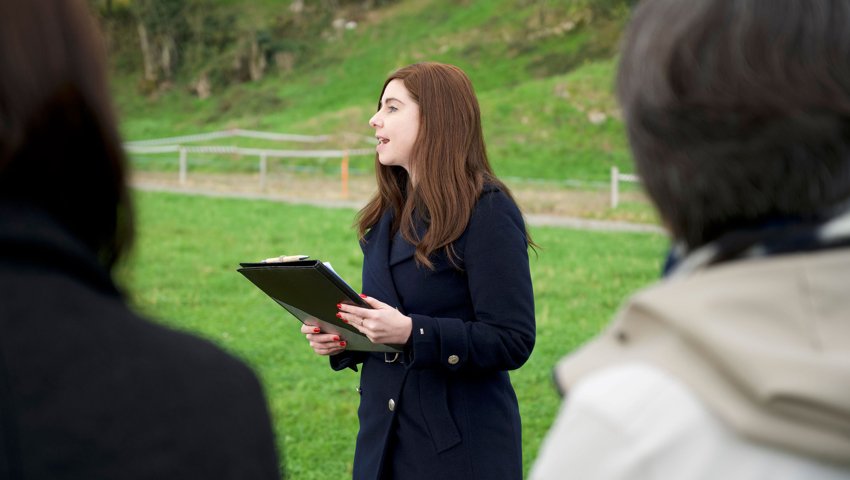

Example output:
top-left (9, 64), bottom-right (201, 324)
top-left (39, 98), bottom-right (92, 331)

top-left (388, 105), bottom-right (398, 113)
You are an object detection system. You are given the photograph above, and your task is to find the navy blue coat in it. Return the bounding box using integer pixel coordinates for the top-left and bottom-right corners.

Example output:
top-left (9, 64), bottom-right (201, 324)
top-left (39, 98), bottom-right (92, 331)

top-left (331, 185), bottom-right (536, 480)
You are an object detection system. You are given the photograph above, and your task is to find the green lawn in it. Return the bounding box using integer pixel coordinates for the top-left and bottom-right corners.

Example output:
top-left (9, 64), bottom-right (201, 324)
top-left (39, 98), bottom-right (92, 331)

top-left (123, 189), bottom-right (668, 478)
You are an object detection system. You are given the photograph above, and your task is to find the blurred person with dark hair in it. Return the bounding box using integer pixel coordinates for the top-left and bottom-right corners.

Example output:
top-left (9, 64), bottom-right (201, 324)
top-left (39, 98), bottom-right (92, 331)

top-left (0, 1), bottom-right (279, 477)
top-left (531, 0), bottom-right (850, 478)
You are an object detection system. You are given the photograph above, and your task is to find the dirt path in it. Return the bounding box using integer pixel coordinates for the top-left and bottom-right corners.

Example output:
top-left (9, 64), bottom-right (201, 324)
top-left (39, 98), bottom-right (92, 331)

top-left (131, 171), bottom-right (665, 234)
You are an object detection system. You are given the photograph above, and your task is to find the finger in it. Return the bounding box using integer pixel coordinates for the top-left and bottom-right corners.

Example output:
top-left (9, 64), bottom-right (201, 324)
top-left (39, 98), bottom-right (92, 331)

top-left (358, 294), bottom-right (387, 309)
top-left (327, 346), bottom-right (347, 356)
top-left (336, 310), bottom-right (366, 325)
top-left (315, 346), bottom-right (344, 356)
top-left (346, 317), bottom-right (378, 340)
top-left (338, 303), bottom-right (373, 318)
top-left (301, 324), bottom-right (323, 334)
top-left (346, 317), bottom-right (372, 336)
top-left (327, 340), bottom-right (347, 353)
top-left (310, 340), bottom-right (347, 354)
top-left (306, 333), bottom-right (342, 343)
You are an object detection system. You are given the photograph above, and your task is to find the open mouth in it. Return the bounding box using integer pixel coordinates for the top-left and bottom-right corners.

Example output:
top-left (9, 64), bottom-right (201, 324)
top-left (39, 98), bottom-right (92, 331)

top-left (377, 137), bottom-right (389, 145)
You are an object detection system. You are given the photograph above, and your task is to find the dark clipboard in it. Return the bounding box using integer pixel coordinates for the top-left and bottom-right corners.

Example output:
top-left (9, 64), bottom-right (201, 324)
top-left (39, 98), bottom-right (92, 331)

top-left (237, 260), bottom-right (402, 353)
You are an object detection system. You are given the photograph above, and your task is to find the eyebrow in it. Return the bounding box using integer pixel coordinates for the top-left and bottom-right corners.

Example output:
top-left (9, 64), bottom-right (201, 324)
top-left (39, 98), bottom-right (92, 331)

top-left (380, 97), bottom-right (405, 108)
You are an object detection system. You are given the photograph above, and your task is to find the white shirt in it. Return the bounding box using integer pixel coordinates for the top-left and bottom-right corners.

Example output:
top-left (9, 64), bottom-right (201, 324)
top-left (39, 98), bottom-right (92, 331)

top-left (529, 363), bottom-right (850, 480)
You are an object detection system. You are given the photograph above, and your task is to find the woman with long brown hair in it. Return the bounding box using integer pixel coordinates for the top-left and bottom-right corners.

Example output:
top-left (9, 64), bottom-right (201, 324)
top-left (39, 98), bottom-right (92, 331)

top-left (302, 62), bottom-right (536, 480)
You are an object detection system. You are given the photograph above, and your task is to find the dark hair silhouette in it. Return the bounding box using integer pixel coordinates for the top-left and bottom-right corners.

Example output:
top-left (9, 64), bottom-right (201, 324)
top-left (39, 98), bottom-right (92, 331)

top-left (0, 0), bottom-right (133, 268)
top-left (618, 0), bottom-right (850, 249)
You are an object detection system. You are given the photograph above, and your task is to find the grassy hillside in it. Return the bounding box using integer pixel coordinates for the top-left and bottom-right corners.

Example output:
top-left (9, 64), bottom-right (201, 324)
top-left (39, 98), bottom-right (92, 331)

top-left (113, 0), bottom-right (635, 182)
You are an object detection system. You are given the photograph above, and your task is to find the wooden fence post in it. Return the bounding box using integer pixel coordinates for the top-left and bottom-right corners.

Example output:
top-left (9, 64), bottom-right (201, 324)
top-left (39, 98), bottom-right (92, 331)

top-left (260, 151), bottom-right (268, 189)
top-left (179, 146), bottom-right (187, 185)
top-left (611, 166), bottom-right (619, 208)
top-left (341, 147), bottom-right (349, 199)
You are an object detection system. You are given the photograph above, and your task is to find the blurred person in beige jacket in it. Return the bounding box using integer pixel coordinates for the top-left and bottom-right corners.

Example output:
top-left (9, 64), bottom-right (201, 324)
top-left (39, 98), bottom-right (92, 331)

top-left (531, 0), bottom-right (850, 479)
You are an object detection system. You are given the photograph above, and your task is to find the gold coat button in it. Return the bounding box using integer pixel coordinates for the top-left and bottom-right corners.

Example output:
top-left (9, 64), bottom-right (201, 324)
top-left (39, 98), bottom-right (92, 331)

top-left (389, 399), bottom-right (395, 411)
top-left (448, 355), bottom-right (459, 365)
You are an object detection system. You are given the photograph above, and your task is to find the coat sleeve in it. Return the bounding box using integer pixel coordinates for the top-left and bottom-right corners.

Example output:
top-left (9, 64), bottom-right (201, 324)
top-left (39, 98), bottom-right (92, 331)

top-left (329, 350), bottom-right (368, 372)
top-left (405, 191), bottom-right (536, 372)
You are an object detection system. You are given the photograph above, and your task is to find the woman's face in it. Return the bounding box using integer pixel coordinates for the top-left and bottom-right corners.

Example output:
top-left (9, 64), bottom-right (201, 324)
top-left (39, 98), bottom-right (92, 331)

top-left (369, 79), bottom-right (420, 172)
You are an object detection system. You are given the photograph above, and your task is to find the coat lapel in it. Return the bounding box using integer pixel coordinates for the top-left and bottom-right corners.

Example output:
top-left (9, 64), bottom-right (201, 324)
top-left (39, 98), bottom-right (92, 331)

top-left (388, 223), bottom-right (421, 268)
top-left (386, 184), bottom-right (498, 268)
top-left (360, 209), bottom-right (406, 313)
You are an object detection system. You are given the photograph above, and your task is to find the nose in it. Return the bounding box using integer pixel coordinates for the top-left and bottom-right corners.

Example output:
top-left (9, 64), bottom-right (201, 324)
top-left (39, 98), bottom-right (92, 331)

top-left (369, 112), bottom-right (382, 129)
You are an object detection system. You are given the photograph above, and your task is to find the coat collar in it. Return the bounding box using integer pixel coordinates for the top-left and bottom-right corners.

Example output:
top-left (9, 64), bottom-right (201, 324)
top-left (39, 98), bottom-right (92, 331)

top-left (359, 183), bottom-right (502, 310)
top-left (0, 200), bottom-right (119, 297)
top-left (667, 206), bottom-right (850, 279)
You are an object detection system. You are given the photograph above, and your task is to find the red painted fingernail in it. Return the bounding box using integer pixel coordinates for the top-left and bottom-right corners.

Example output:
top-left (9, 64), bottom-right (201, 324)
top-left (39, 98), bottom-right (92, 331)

top-left (343, 319), bottom-right (349, 323)
top-left (336, 313), bottom-right (342, 318)
top-left (359, 294), bottom-right (367, 298)
top-left (314, 327), bottom-right (321, 333)
top-left (337, 303), bottom-right (342, 309)
top-left (340, 341), bottom-right (346, 347)
top-left (333, 336), bottom-right (339, 341)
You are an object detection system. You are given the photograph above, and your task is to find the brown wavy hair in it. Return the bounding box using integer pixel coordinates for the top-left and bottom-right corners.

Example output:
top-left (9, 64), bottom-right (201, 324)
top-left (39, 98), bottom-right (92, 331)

top-left (355, 62), bottom-right (534, 269)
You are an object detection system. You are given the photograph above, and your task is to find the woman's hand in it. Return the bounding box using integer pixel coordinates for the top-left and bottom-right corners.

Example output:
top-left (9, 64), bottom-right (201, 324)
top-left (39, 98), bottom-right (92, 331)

top-left (301, 324), bottom-right (346, 356)
top-left (338, 295), bottom-right (412, 345)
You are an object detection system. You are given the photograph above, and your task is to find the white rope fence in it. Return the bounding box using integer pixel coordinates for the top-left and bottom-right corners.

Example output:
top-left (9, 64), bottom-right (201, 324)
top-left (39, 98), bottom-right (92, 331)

top-left (610, 166), bottom-right (641, 208)
top-left (125, 145), bottom-right (374, 156)
top-left (123, 129), bottom-right (376, 197)
top-left (125, 130), bottom-right (641, 205)
top-left (122, 128), bottom-right (375, 147)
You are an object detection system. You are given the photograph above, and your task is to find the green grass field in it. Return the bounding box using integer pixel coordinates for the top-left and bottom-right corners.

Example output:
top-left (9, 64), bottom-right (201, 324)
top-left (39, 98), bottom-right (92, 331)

top-left (124, 189), bottom-right (668, 478)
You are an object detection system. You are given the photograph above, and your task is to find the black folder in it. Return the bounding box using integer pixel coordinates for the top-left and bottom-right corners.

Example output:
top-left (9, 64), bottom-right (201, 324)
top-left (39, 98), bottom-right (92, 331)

top-left (238, 260), bottom-right (402, 353)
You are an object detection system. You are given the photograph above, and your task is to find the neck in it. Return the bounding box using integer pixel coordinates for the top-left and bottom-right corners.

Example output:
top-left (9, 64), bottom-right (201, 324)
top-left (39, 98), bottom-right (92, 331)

top-left (403, 166), bottom-right (415, 187)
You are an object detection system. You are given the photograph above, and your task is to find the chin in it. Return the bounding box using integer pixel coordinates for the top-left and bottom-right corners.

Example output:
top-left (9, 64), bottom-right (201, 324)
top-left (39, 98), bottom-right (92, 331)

top-left (377, 154), bottom-right (409, 171)
top-left (378, 157), bottom-right (397, 167)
